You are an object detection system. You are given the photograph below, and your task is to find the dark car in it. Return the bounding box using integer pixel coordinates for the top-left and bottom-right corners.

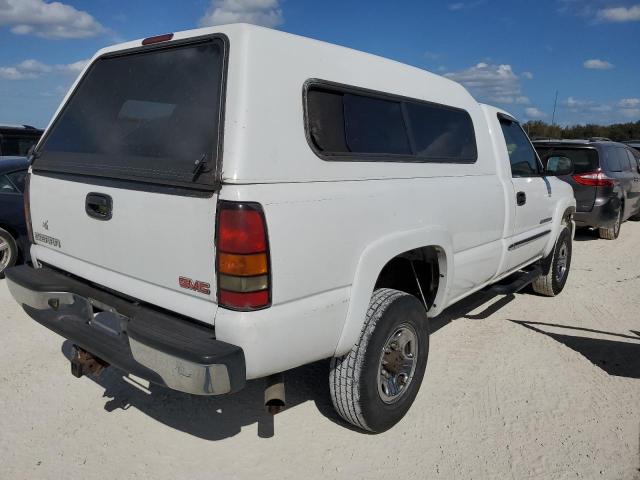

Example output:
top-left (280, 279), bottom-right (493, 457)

top-left (0, 124), bottom-right (43, 157)
top-left (534, 139), bottom-right (640, 240)
top-left (0, 156), bottom-right (29, 277)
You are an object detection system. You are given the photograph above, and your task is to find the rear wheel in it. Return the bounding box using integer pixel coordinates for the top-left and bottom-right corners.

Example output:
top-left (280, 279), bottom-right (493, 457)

top-left (532, 225), bottom-right (572, 297)
top-left (0, 228), bottom-right (18, 279)
top-left (329, 288), bottom-right (429, 433)
top-left (598, 206), bottom-right (622, 240)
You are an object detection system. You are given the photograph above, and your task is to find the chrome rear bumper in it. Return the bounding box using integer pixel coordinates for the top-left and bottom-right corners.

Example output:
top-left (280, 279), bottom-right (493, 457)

top-left (5, 265), bottom-right (245, 396)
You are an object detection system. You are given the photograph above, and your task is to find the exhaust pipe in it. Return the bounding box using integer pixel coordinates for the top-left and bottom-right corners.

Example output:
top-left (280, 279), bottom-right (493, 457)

top-left (264, 373), bottom-right (285, 414)
top-left (70, 345), bottom-right (109, 378)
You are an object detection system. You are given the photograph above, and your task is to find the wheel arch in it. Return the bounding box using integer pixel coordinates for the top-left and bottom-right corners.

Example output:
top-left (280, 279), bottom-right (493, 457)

top-left (333, 227), bottom-right (453, 356)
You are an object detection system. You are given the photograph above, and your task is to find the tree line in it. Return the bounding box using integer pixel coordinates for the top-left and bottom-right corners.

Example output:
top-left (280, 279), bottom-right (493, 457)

top-left (524, 120), bottom-right (640, 142)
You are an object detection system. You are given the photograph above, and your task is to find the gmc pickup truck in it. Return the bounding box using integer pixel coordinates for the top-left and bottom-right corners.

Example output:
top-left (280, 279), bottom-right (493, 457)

top-left (6, 24), bottom-right (576, 433)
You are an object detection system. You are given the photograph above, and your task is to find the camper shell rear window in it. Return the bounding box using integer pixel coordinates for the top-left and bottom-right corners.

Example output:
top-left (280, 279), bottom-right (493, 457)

top-left (34, 36), bottom-right (227, 190)
top-left (305, 81), bottom-right (478, 163)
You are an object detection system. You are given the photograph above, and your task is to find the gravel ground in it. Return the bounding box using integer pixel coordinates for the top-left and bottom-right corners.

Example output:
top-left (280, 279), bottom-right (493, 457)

top-left (1, 223), bottom-right (639, 480)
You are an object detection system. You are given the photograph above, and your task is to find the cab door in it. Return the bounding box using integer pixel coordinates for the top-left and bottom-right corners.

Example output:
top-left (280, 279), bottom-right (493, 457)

top-left (498, 116), bottom-right (555, 271)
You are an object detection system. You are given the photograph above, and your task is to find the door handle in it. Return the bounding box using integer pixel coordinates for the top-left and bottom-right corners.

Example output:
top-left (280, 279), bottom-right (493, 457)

top-left (516, 191), bottom-right (526, 206)
top-left (85, 192), bottom-right (113, 221)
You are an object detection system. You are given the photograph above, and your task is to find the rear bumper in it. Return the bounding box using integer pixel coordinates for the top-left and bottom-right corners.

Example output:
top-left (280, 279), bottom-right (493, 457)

top-left (5, 265), bottom-right (246, 396)
top-left (574, 196), bottom-right (620, 229)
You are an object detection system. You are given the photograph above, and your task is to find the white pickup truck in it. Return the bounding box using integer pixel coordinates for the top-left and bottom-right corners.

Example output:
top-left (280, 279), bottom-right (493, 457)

top-left (6, 24), bottom-right (576, 433)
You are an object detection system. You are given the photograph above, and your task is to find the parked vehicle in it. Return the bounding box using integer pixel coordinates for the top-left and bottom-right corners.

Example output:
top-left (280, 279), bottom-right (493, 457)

top-left (534, 139), bottom-right (640, 240)
top-left (5, 24), bottom-right (576, 433)
top-left (0, 156), bottom-right (29, 277)
top-left (0, 125), bottom-right (43, 157)
top-left (623, 140), bottom-right (640, 153)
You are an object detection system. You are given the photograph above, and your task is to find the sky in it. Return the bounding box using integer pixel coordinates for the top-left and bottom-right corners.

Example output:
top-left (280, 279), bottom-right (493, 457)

top-left (0, 0), bottom-right (638, 128)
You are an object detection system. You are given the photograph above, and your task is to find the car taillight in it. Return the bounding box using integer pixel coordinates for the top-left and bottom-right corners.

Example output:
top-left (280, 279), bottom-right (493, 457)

top-left (24, 172), bottom-right (34, 244)
top-left (216, 201), bottom-right (271, 311)
top-left (572, 169), bottom-right (616, 187)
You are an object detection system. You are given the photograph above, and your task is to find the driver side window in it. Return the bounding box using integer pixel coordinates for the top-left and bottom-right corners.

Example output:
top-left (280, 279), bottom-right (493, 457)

top-left (498, 117), bottom-right (540, 177)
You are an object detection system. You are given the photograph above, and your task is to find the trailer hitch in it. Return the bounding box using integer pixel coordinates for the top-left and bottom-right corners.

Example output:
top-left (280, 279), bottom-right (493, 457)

top-left (70, 346), bottom-right (109, 378)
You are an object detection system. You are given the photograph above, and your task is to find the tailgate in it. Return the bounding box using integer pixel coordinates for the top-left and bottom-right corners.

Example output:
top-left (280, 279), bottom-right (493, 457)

top-left (29, 174), bottom-right (218, 312)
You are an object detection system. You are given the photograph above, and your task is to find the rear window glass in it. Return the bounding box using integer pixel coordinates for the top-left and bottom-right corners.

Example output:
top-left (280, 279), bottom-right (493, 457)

top-left (0, 133), bottom-right (41, 156)
top-left (35, 39), bottom-right (226, 188)
top-left (306, 85), bottom-right (477, 162)
top-left (535, 147), bottom-right (599, 175)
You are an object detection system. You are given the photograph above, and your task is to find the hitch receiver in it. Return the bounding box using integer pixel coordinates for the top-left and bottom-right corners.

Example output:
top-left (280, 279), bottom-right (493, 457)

top-left (70, 346), bottom-right (109, 378)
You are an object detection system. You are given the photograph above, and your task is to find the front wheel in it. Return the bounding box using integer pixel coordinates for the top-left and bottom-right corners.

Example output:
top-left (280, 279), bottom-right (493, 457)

top-left (532, 225), bottom-right (572, 297)
top-left (329, 288), bottom-right (429, 433)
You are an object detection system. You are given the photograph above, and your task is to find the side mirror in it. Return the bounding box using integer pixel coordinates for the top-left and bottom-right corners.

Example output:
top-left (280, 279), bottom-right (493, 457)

top-left (545, 155), bottom-right (574, 176)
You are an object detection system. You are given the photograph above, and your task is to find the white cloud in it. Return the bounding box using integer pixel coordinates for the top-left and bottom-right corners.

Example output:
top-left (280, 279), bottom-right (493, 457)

top-left (0, 58), bottom-right (88, 80)
top-left (525, 107), bottom-right (547, 119)
top-left (619, 98), bottom-right (640, 108)
top-left (597, 4), bottom-right (640, 22)
top-left (583, 58), bottom-right (614, 70)
top-left (423, 50), bottom-right (440, 60)
top-left (199, 0), bottom-right (283, 28)
top-left (447, 1), bottom-right (485, 11)
top-left (619, 98), bottom-right (640, 118)
top-left (522, 71), bottom-right (534, 80)
top-left (444, 62), bottom-right (531, 105)
top-left (0, 0), bottom-right (104, 39)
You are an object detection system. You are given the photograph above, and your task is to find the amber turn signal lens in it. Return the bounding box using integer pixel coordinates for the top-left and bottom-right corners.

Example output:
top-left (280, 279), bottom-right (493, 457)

top-left (218, 252), bottom-right (268, 277)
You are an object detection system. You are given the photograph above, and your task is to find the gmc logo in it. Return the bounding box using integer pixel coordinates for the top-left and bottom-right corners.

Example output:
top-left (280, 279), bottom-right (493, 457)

top-left (179, 276), bottom-right (211, 295)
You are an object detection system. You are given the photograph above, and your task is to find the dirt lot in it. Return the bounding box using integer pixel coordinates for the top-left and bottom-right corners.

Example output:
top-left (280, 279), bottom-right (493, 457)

top-left (1, 223), bottom-right (639, 480)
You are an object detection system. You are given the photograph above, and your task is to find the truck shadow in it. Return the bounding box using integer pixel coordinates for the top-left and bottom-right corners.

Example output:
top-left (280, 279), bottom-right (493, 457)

top-left (62, 340), bottom-right (340, 440)
top-left (509, 320), bottom-right (640, 379)
top-left (58, 290), bottom-right (516, 441)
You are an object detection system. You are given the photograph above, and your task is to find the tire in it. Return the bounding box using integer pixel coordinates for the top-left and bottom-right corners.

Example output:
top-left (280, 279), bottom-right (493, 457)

top-left (0, 228), bottom-right (18, 279)
top-left (532, 225), bottom-right (572, 297)
top-left (598, 206), bottom-right (622, 240)
top-left (329, 288), bottom-right (429, 433)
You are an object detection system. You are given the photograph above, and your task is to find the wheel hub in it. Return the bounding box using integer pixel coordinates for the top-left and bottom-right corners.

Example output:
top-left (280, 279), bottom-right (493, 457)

top-left (378, 324), bottom-right (418, 404)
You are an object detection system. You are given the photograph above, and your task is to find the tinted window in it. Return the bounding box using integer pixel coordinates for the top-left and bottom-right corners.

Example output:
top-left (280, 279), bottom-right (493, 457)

top-left (343, 94), bottom-right (410, 155)
top-left (499, 118), bottom-right (539, 176)
top-left (306, 84), bottom-right (477, 162)
top-left (607, 148), bottom-right (625, 172)
top-left (405, 102), bottom-right (476, 159)
top-left (0, 133), bottom-right (41, 156)
top-left (37, 39), bottom-right (225, 187)
top-left (0, 175), bottom-right (17, 193)
top-left (535, 147), bottom-right (599, 175)
top-left (7, 170), bottom-right (27, 192)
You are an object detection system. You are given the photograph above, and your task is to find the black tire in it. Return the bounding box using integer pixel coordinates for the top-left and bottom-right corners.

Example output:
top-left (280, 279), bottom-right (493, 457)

top-left (329, 288), bottom-right (429, 433)
top-left (599, 206), bottom-right (622, 240)
top-left (0, 228), bottom-right (18, 279)
top-left (532, 225), bottom-right (572, 297)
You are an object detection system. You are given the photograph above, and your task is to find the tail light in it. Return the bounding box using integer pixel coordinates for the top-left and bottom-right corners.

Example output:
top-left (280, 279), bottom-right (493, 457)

top-left (572, 169), bottom-right (616, 187)
top-left (216, 201), bottom-right (271, 310)
top-left (24, 172), bottom-right (34, 244)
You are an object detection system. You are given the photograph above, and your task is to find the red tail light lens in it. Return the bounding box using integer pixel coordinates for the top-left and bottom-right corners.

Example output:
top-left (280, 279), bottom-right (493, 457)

top-left (572, 169), bottom-right (616, 187)
top-left (142, 33), bottom-right (174, 45)
top-left (216, 201), bottom-right (270, 311)
top-left (24, 172), bottom-right (34, 244)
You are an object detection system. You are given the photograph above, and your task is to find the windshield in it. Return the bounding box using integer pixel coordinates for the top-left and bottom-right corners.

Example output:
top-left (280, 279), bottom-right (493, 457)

top-left (535, 147), bottom-right (599, 175)
top-left (36, 38), bottom-right (226, 188)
